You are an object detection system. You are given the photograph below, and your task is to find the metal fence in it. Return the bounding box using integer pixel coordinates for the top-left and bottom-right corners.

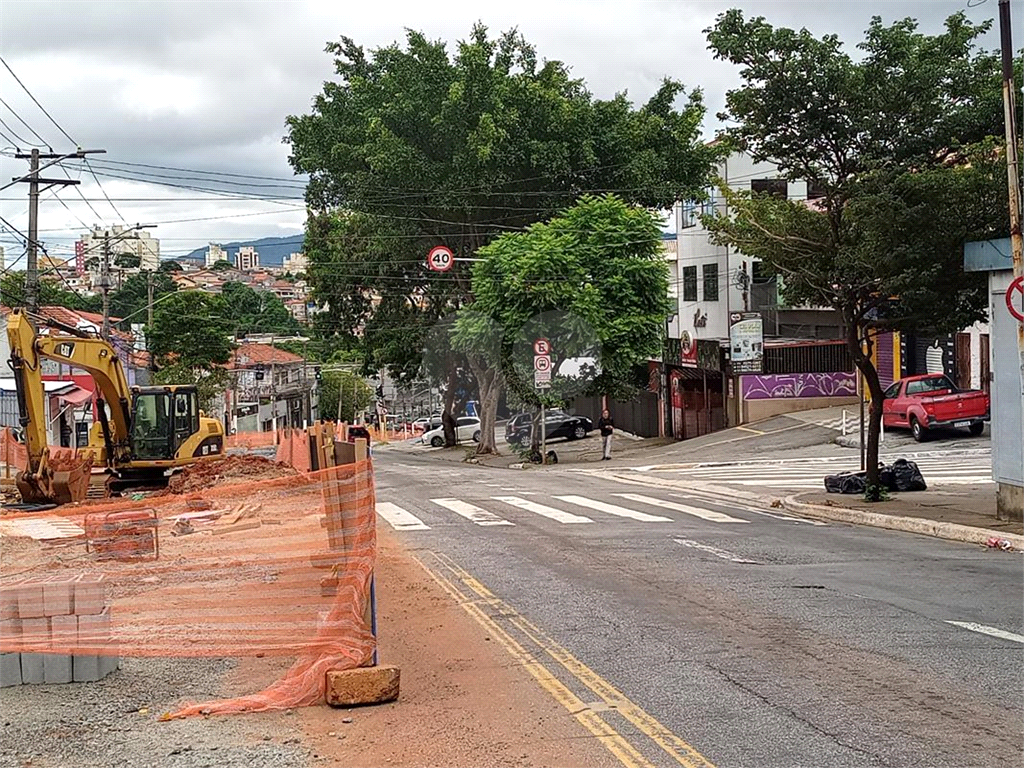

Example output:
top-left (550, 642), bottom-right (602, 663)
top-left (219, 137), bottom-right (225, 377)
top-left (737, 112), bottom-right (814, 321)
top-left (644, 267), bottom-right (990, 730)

top-left (572, 390), bottom-right (660, 438)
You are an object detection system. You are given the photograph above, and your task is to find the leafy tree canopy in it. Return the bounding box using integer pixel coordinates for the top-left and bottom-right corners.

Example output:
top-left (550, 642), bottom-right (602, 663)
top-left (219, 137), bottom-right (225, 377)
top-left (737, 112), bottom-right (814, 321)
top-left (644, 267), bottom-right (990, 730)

top-left (108, 271), bottom-right (178, 328)
top-left (220, 281), bottom-right (301, 337)
top-left (287, 23), bottom-right (721, 385)
top-left (318, 368), bottom-right (374, 423)
top-left (158, 260), bottom-right (183, 273)
top-left (210, 259), bottom-right (233, 271)
top-left (147, 291), bottom-right (234, 370)
top-left (1, 271), bottom-right (100, 314)
top-left (704, 10), bottom-right (1009, 493)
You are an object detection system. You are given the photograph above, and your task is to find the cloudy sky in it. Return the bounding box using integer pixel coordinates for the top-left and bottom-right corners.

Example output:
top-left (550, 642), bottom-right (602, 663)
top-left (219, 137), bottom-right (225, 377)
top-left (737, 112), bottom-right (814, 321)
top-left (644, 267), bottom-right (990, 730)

top-left (0, 0), bottom-right (998, 268)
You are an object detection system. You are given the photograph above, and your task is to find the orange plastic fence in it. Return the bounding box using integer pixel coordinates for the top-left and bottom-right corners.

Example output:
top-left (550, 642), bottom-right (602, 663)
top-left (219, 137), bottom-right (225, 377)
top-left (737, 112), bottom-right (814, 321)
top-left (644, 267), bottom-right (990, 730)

top-left (224, 430), bottom-right (278, 450)
top-left (1, 427), bottom-right (83, 473)
top-left (0, 458), bottom-right (377, 717)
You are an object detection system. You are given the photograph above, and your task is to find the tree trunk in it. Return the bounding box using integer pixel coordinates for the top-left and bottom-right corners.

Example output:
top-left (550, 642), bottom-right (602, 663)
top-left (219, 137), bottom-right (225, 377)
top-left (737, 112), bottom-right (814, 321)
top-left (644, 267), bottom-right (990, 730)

top-left (442, 367), bottom-right (458, 447)
top-left (846, 319), bottom-right (886, 493)
top-left (467, 355), bottom-right (502, 455)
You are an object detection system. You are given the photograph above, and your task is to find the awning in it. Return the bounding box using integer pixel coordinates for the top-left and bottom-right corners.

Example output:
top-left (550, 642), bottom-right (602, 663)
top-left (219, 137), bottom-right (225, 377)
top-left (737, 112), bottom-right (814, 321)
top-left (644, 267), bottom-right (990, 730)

top-left (57, 386), bottom-right (93, 407)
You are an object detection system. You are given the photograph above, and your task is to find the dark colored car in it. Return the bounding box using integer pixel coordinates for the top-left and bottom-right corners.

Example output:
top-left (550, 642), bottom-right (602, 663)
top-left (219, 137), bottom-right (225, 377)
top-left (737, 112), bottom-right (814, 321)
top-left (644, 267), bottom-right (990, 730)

top-left (505, 411), bottom-right (593, 446)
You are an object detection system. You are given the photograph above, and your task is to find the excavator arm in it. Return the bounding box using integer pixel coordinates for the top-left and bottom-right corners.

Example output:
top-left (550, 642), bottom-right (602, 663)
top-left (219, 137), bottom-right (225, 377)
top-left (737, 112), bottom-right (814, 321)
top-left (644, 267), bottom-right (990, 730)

top-left (7, 308), bottom-right (135, 502)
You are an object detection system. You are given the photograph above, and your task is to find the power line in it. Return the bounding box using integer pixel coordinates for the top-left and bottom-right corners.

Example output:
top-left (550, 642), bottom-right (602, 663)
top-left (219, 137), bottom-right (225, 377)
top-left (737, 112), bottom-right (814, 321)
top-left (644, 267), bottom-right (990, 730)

top-left (0, 95), bottom-right (50, 147)
top-left (0, 115), bottom-right (39, 148)
top-left (0, 55), bottom-right (76, 146)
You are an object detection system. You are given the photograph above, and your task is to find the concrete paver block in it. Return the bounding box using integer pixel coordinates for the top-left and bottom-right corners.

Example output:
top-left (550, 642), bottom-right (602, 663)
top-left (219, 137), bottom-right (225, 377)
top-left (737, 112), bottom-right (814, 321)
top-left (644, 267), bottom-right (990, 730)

top-left (43, 575), bottom-right (75, 616)
top-left (16, 581), bottom-right (44, 619)
top-left (43, 653), bottom-right (73, 684)
top-left (77, 607), bottom-right (111, 649)
top-left (20, 617), bottom-right (49, 650)
top-left (50, 613), bottom-right (78, 649)
top-left (0, 653), bottom-right (21, 687)
top-left (0, 618), bottom-right (22, 654)
top-left (73, 654), bottom-right (102, 682)
top-left (0, 580), bottom-right (21, 621)
top-left (325, 665), bottom-right (400, 707)
top-left (20, 653), bottom-right (44, 684)
top-left (99, 653), bottom-right (120, 677)
top-left (73, 574), bottom-right (106, 616)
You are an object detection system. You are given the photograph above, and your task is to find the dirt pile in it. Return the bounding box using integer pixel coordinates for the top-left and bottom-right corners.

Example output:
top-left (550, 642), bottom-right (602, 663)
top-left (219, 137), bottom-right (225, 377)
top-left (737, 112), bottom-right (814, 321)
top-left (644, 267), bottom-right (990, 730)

top-left (166, 454), bottom-right (297, 494)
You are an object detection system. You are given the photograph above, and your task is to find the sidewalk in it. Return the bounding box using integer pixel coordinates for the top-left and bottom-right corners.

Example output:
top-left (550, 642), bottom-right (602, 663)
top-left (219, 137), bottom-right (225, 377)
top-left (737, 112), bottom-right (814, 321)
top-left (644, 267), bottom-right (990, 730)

top-left (795, 488), bottom-right (1023, 538)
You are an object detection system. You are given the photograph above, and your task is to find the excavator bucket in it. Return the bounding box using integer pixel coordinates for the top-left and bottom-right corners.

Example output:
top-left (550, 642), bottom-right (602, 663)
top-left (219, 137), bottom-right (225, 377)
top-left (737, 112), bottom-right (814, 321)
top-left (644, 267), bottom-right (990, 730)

top-left (15, 455), bottom-right (93, 506)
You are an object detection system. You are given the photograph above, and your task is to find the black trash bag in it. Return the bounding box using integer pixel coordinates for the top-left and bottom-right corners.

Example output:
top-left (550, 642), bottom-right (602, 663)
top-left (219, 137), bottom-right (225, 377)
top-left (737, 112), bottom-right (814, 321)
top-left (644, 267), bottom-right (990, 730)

top-left (892, 458), bottom-right (927, 492)
top-left (877, 464), bottom-right (898, 492)
top-left (825, 471), bottom-right (867, 494)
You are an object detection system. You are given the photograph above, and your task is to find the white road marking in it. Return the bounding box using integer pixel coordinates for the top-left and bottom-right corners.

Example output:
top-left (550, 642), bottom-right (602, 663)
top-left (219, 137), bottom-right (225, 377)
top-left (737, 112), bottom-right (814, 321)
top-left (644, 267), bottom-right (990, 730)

top-left (492, 496), bottom-right (593, 524)
top-left (376, 502), bottom-right (431, 531)
top-left (945, 621), bottom-right (1024, 644)
top-left (613, 493), bottom-right (749, 523)
top-left (431, 498), bottom-right (514, 527)
top-left (674, 538), bottom-right (760, 564)
top-left (556, 495), bottom-right (672, 523)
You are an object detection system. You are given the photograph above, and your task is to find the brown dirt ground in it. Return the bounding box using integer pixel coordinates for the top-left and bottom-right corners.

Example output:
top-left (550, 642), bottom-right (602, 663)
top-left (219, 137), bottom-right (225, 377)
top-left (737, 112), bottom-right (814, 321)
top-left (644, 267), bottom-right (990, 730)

top-left (291, 529), bottom-right (617, 768)
top-left (164, 455), bottom-right (297, 494)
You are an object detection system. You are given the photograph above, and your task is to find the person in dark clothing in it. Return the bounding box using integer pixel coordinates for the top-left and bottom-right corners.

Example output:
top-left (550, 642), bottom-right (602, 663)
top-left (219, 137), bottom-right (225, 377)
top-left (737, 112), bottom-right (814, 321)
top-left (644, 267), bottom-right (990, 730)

top-left (598, 409), bottom-right (614, 460)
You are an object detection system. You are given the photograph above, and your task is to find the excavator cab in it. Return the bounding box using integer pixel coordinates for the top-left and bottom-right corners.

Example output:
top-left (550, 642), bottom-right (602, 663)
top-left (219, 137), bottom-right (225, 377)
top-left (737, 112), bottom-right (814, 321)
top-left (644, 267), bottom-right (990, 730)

top-left (130, 387), bottom-right (200, 461)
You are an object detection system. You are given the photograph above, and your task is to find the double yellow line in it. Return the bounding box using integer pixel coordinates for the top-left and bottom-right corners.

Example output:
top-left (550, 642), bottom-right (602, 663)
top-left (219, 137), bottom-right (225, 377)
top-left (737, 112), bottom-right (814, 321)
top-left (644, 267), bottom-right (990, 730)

top-left (416, 551), bottom-right (715, 768)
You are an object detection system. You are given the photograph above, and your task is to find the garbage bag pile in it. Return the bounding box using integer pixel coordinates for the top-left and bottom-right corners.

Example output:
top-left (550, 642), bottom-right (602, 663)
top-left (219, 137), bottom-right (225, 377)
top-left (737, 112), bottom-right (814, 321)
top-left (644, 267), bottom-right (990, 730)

top-left (824, 458), bottom-right (927, 495)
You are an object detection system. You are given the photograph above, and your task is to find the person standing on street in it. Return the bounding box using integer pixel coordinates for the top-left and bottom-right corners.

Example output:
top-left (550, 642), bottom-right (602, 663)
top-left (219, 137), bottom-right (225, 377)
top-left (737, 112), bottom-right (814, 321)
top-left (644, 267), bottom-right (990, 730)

top-left (598, 409), bottom-right (614, 460)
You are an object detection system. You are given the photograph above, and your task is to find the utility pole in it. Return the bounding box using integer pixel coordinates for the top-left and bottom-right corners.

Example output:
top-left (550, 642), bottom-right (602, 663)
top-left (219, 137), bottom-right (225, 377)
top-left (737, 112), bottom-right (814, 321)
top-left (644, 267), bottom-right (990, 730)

top-left (13, 149), bottom-right (104, 311)
top-left (997, 0), bottom-right (1024, 468)
top-left (146, 270), bottom-right (155, 328)
top-left (100, 230), bottom-right (112, 339)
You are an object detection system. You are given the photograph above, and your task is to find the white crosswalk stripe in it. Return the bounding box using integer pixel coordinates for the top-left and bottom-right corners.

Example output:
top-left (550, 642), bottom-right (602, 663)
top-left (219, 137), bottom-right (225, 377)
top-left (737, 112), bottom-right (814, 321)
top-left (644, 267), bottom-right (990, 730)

top-left (554, 495), bottom-right (672, 522)
top-left (643, 455), bottom-right (992, 489)
top-left (376, 502), bottom-right (430, 531)
top-left (491, 496), bottom-right (593, 524)
top-left (430, 498), bottom-right (514, 526)
top-left (614, 493), bottom-right (749, 523)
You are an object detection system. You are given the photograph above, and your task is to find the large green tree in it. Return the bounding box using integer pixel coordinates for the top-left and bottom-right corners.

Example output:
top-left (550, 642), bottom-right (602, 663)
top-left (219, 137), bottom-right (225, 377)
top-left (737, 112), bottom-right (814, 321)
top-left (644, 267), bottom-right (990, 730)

top-left (108, 271), bottom-right (178, 328)
top-left (220, 281), bottom-right (301, 337)
top-left (318, 367), bottom-right (374, 423)
top-left (2, 271), bottom-right (100, 313)
top-left (704, 10), bottom-right (1009, 495)
top-left (287, 24), bottom-right (721, 445)
top-left (147, 291), bottom-right (234, 370)
top-left (456, 195), bottom-right (671, 454)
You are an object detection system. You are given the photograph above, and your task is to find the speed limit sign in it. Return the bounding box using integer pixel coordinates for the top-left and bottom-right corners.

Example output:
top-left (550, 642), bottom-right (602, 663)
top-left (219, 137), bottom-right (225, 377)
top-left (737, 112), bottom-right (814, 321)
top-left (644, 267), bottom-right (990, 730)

top-left (427, 245), bottom-right (454, 272)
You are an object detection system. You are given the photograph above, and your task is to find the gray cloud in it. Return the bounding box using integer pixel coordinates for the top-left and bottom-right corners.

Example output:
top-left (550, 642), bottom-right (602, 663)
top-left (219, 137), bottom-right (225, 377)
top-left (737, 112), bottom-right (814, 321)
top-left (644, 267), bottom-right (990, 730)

top-left (0, 0), bottom-right (998, 265)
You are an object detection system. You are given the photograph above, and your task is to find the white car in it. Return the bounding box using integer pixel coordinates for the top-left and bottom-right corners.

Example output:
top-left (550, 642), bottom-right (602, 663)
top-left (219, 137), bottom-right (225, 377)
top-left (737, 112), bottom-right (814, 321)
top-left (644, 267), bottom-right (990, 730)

top-left (421, 416), bottom-right (481, 447)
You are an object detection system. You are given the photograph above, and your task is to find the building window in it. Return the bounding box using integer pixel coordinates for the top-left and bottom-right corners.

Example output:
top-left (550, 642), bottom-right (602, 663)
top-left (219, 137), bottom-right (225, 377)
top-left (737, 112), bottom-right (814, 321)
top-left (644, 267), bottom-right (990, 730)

top-left (751, 178), bottom-right (788, 200)
top-left (702, 263), bottom-right (719, 302)
top-left (678, 203), bottom-right (697, 229)
top-left (682, 266), bottom-right (698, 302)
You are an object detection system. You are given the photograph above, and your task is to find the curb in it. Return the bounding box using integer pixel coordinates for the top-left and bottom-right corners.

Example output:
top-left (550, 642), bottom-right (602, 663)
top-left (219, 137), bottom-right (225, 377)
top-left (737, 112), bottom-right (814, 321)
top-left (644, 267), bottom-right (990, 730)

top-left (781, 496), bottom-right (1024, 549)
top-left (627, 447), bottom-right (992, 473)
top-left (592, 471), bottom-right (1022, 549)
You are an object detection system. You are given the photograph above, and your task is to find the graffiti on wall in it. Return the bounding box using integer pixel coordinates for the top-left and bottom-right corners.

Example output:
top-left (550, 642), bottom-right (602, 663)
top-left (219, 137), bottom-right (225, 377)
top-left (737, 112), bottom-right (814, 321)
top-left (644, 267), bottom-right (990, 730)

top-left (741, 372), bottom-right (857, 400)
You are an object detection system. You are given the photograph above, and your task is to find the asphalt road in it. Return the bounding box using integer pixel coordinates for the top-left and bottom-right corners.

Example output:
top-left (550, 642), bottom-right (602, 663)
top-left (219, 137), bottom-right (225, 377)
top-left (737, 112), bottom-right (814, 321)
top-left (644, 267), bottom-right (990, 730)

top-left (373, 449), bottom-right (1023, 768)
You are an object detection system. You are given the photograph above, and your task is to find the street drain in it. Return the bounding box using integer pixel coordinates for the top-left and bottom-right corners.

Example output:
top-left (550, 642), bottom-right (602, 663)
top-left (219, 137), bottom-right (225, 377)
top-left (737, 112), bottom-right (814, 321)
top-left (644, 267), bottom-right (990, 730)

top-left (791, 585), bottom-right (826, 589)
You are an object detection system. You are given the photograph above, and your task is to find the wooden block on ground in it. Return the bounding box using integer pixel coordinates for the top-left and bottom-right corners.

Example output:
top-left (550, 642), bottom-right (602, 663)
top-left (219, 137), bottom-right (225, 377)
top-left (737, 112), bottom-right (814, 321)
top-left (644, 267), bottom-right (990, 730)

top-left (326, 665), bottom-right (400, 707)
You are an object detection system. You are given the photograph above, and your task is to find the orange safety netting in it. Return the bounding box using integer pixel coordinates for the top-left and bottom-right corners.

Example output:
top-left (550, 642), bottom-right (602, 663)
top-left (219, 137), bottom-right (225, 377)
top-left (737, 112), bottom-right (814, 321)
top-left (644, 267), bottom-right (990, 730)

top-left (1, 427), bottom-right (83, 473)
top-left (0, 454), bottom-right (377, 717)
top-left (224, 430), bottom-right (278, 450)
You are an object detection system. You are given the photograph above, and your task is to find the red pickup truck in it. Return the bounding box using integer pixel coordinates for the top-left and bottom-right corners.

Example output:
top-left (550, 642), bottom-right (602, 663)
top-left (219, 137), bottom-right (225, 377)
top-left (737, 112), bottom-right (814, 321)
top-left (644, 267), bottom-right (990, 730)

top-left (881, 374), bottom-right (989, 442)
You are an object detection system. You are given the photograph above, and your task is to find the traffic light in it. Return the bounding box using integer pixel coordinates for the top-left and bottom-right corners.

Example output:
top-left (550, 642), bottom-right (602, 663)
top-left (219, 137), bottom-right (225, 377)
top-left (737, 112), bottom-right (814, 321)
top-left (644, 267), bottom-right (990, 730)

top-left (375, 384), bottom-right (384, 399)
top-left (314, 369), bottom-right (323, 382)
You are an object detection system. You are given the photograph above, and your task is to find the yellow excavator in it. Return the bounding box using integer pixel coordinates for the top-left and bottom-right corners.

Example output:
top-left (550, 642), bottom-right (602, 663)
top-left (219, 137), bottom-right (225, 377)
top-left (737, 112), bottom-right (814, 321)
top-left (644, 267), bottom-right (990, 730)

top-left (7, 308), bottom-right (225, 504)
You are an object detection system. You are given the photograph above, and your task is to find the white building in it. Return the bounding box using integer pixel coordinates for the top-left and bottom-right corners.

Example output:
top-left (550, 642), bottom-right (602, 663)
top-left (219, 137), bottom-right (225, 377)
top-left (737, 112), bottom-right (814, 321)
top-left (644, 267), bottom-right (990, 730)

top-left (672, 150), bottom-right (839, 346)
top-left (282, 252), bottom-right (308, 273)
top-left (77, 225), bottom-right (160, 272)
top-left (204, 243), bottom-right (228, 268)
top-left (234, 245), bottom-right (260, 272)
top-left (0, 245), bottom-right (5, 271)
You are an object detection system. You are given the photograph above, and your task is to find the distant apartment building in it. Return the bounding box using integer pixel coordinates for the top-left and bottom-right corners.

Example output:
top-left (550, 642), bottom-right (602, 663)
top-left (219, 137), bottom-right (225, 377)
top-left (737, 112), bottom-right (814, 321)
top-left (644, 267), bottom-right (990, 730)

top-left (0, 245), bottom-right (5, 271)
top-left (282, 252), bottom-right (308, 273)
top-left (204, 243), bottom-right (228, 268)
top-left (76, 225), bottom-right (160, 273)
top-left (234, 246), bottom-right (260, 271)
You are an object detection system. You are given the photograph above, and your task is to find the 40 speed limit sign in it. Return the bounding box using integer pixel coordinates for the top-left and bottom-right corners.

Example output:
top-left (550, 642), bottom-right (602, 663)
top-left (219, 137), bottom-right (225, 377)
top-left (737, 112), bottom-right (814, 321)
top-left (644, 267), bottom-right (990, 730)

top-left (426, 245), bottom-right (454, 272)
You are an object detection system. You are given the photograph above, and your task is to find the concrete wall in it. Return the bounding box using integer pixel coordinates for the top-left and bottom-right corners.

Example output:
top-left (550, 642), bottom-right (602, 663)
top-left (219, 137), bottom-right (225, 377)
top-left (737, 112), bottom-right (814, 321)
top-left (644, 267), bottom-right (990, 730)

top-left (743, 395), bottom-right (859, 423)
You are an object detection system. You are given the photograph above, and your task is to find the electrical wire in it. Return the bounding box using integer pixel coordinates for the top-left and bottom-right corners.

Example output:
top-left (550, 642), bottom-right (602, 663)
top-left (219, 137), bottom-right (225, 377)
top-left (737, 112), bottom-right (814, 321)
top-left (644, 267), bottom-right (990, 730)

top-left (0, 95), bottom-right (50, 147)
top-left (0, 55), bottom-right (76, 146)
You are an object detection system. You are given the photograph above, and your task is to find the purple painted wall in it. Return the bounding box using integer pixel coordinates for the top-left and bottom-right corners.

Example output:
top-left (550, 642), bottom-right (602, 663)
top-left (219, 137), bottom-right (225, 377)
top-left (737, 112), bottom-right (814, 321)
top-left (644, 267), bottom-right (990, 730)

top-left (741, 372), bottom-right (857, 400)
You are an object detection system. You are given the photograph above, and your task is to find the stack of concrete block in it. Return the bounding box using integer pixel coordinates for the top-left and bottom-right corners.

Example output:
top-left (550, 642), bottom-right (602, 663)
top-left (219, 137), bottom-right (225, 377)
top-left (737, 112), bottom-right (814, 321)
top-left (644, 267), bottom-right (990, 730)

top-left (0, 574), bottom-right (119, 687)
